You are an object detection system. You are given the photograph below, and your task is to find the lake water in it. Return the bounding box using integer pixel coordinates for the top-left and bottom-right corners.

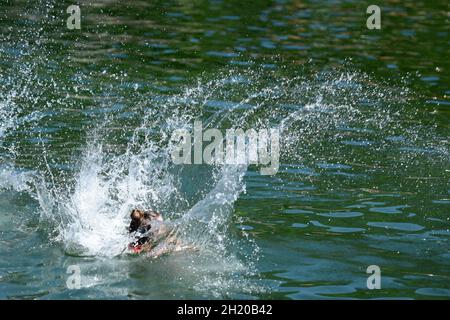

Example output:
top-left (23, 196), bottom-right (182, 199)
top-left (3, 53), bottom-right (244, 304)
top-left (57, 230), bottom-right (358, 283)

top-left (0, 0), bottom-right (449, 299)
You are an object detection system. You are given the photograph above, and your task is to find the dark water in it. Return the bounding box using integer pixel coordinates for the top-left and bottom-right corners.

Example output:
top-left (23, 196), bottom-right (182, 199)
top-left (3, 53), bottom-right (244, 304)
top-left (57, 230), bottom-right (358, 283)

top-left (0, 0), bottom-right (449, 299)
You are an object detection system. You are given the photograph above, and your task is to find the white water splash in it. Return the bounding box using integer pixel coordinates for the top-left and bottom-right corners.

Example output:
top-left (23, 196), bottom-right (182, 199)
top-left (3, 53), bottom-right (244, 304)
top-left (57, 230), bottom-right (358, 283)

top-left (0, 166), bottom-right (34, 192)
top-left (29, 68), bottom-right (417, 256)
top-left (10, 65), bottom-right (446, 298)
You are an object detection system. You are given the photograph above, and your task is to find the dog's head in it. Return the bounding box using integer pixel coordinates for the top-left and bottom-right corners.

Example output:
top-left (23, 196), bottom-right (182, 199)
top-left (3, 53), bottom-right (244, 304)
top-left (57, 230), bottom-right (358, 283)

top-left (129, 209), bottom-right (163, 233)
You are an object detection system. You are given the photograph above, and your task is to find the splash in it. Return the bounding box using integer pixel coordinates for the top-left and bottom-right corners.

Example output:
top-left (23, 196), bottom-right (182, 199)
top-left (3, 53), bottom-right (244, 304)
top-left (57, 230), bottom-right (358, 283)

top-left (4, 56), bottom-right (448, 297)
top-left (31, 65), bottom-right (447, 255)
top-left (0, 166), bottom-right (34, 192)
top-left (0, 63), bottom-right (40, 194)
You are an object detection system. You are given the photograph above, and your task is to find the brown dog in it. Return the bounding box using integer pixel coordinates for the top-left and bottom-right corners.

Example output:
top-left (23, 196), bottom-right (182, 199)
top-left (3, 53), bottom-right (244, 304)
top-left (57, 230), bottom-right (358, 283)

top-left (127, 209), bottom-right (186, 256)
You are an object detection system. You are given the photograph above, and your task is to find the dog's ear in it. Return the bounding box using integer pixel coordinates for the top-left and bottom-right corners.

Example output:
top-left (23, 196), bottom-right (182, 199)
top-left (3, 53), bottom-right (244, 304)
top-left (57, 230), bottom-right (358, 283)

top-left (130, 209), bottom-right (143, 220)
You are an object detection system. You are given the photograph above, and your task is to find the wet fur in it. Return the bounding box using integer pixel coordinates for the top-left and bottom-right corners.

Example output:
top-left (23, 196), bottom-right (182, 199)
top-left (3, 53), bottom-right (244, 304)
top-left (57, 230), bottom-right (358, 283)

top-left (128, 209), bottom-right (192, 257)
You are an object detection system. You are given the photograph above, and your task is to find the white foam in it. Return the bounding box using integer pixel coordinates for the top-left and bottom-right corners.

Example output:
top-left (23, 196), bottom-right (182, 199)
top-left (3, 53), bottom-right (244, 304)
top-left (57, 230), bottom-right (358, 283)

top-left (0, 166), bottom-right (34, 192)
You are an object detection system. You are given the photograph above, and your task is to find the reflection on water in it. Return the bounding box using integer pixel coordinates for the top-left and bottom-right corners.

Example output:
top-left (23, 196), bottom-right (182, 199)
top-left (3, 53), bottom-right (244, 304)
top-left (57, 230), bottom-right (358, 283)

top-left (0, 0), bottom-right (449, 299)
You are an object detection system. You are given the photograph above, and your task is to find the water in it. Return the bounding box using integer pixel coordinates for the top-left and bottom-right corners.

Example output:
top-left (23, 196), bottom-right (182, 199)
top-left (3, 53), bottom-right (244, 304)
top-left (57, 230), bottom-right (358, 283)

top-left (0, 0), bottom-right (449, 299)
